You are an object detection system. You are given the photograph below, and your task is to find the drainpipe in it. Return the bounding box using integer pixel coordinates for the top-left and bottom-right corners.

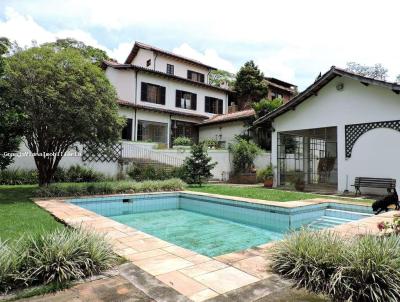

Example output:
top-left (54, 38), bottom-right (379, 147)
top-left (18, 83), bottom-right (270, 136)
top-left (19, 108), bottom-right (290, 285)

top-left (154, 53), bottom-right (158, 71)
top-left (134, 69), bottom-right (138, 141)
top-left (207, 69), bottom-right (212, 84)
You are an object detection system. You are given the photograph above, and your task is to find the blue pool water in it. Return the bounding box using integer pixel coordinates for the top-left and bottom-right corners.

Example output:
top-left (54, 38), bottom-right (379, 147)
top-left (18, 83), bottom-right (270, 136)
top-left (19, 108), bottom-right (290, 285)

top-left (70, 193), bottom-right (373, 257)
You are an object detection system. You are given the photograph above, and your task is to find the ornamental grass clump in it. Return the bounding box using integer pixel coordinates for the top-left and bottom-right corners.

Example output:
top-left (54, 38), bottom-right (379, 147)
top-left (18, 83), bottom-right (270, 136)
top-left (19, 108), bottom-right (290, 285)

top-left (271, 230), bottom-right (400, 302)
top-left (0, 228), bottom-right (117, 294)
top-left (330, 235), bottom-right (400, 302)
top-left (271, 229), bottom-right (344, 294)
top-left (0, 240), bottom-right (27, 293)
top-left (21, 228), bottom-right (117, 286)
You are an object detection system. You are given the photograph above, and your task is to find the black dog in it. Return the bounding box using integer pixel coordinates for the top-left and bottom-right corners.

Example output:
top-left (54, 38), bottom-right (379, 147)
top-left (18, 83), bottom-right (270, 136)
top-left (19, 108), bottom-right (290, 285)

top-left (372, 189), bottom-right (399, 215)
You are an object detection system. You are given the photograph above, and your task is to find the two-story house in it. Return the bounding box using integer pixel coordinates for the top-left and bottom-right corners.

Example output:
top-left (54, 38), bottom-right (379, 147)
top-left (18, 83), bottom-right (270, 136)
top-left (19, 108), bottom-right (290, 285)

top-left (103, 42), bottom-right (230, 147)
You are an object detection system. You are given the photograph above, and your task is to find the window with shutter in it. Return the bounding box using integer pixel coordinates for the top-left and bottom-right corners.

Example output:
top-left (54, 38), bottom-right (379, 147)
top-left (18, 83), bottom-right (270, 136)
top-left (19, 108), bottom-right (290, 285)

top-left (141, 82), bottom-right (166, 105)
top-left (205, 96), bottom-right (223, 114)
top-left (175, 90), bottom-right (196, 110)
top-left (187, 70), bottom-right (205, 83)
top-left (121, 118), bottom-right (133, 140)
top-left (166, 64), bottom-right (174, 75)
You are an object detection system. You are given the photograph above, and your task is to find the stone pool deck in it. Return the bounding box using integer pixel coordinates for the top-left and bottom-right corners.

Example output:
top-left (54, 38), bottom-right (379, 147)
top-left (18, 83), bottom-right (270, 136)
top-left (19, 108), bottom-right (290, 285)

top-left (34, 191), bottom-right (395, 302)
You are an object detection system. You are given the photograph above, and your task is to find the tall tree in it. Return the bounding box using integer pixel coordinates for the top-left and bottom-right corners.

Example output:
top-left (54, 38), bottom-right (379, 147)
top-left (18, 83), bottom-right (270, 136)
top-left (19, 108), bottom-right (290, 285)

top-left (346, 62), bottom-right (388, 80)
top-left (0, 37), bottom-right (23, 170)
top-left (234, 60), bottom-right (268, 109)
top-left (43, 38), bottom-right (113, 67)
top-left (3, 45), bottom-right (124, 185)
top-left (182, 143), bottom-right (216, 186)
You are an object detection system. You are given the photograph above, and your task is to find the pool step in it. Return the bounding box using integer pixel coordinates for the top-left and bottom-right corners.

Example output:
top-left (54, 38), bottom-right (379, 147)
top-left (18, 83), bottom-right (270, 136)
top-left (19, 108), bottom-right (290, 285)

top-left (308, 215), bottom-right (354, 230)
top-left (325, 209), bottom-right (373, 220)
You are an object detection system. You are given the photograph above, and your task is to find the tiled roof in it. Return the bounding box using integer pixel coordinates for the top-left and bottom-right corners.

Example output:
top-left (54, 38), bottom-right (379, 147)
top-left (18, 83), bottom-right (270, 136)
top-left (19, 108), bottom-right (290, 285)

top-left (255, 66), bottom-right (400, 125)
top-left (124, 41), bottom-right (217, 70)
top-left (200, 109), bottom-right (255, 125)
top-left (103, 60), bottom-right (231, 93)
top-left (117, 99), bottom-right (209, 120)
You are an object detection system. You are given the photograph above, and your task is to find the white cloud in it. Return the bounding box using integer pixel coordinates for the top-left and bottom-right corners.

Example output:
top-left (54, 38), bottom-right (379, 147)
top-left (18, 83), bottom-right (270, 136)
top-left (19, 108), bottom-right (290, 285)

top-left (2, 0), bottom-right (400, 88)
top-left (173, 43), bottom-right (235, 72)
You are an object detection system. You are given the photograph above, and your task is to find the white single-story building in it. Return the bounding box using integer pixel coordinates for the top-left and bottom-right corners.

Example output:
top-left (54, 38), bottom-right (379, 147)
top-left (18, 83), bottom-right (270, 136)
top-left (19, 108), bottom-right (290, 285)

top-left (254, 66), bottom-right (400, 194)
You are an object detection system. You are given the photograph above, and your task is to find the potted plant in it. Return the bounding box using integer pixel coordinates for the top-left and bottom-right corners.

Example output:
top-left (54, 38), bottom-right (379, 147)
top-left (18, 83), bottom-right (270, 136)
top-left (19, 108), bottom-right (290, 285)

top-left (257, 165), bottom-right (274, 188)
top-left (289, 171), bottom-right (306, 191)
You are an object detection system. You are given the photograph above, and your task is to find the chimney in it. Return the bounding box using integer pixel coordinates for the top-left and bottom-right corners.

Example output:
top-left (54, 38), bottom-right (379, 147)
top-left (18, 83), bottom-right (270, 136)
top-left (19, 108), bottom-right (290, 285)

top-left (228, 102), bottom-right (238, 113)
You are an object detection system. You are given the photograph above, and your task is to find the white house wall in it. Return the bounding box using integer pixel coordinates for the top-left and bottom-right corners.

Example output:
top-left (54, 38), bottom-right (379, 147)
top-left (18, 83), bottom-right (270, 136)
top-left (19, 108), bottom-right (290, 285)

top-left (199, 121), bottom-right (248, 146)
top-left (130, 48), bottom-right (210, 82)
top-left (105, 68), bottom-right (135, 102)
top-left (271, 77), bottom-right (400, 193)
top-left (136, 72), bottom-right (228, 116)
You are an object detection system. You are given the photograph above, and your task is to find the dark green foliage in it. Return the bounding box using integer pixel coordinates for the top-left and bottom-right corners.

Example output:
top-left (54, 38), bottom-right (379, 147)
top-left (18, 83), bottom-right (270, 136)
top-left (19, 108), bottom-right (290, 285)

top-left (0, 169), bottom-right (38, 185)
top-left (252, 97), bottom-right (283, 116)
top-left (271, 230), bottom-right (400, 302)
top-left (234, 60), bottom-right (269, 109)
top-left (0, 166), bottom-right (105, 185)
top-left (35, 179), bottom-right (186, 197)
top-left (228, 138), bottom-right (261, 174)
top-left (3, 44), bottom-right (124, 185)
top-left (0, 228), bottom-right (117, 293)
top-left (126, 164), bottom-right (185, 181)
top-left (43, 38), bottom-right (113, 67)
top-left (181, 143), bottom-right (216, 186)
top-left (0, 37), bottom-right (23, 170)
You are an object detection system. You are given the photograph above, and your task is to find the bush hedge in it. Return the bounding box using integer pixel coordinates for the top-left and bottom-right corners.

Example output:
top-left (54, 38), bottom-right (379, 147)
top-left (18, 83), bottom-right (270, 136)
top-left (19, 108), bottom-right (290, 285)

top-left (0, 228), bottom-right (117, 294)
top-left (126, 164), bottom-right (185, 182)
top-left (0, 165), bottom-right (106, 185)
top-left (271, 230), bottom-right (400, 302)
top-left (35, 178), bottom-right (186, 197)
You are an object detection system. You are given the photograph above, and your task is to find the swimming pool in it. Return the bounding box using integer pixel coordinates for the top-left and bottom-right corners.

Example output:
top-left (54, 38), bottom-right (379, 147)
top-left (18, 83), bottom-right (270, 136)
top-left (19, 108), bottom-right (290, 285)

top-left (70, 193), bottom-right (373, 257)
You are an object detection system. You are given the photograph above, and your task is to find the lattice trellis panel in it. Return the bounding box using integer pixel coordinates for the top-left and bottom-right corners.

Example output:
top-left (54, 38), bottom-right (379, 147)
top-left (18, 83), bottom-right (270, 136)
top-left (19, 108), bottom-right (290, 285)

top-left (82, 143), bottom-right (122, 162)
top-left (345, 120), bottom-right (400, 158)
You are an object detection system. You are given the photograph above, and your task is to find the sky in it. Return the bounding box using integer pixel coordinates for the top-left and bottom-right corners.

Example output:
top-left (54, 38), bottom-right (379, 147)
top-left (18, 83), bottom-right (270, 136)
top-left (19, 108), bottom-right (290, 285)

top-left (1, 0), bottom-right (399, 90)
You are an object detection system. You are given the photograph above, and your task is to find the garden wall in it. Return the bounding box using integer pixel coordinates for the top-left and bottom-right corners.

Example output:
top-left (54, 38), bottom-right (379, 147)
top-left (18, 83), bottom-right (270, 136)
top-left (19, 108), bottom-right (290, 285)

top-left (10, 142), bottom-right (271, 181)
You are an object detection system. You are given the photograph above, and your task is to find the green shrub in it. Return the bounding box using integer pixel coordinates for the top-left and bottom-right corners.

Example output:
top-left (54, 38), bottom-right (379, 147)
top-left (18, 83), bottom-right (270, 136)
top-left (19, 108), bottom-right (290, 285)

top-left (0, 228), bottom-right (117, 294)
top-left (126, 163), bottom-right (185, 181)
top-left (256, 165), bottom-right (273, 182)
top-left (35, 179), bottom-right (186, 197)
top-left (65, 165), bottom-right (105, 182)
top-left (0, 165), bottom-right (105, 185)
top-left (173, 136), bottom-right (192, 146)
top-left (0, 169), bottom-right (38, 185)
top-left (228, 138), bottom-right (261, 174)
top-left (271, 230), bottom-right (400, 302)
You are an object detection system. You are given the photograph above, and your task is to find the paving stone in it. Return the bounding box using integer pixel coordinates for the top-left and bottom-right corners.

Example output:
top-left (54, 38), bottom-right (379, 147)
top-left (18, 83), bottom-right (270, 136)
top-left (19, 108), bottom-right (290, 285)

top-left (194, 267), bottom-right (259, 294)
top-left (156, 271), bottom-right (207, 296)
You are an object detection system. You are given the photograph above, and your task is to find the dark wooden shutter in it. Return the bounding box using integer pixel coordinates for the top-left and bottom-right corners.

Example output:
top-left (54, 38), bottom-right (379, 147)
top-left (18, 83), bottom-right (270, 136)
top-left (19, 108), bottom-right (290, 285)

top-left (141, 83), bottom-right (147, 101)
top-left (218, 99), bottom-right (223, 114)
top-left (122, 118), bottom-right (132, 140)
top-left (192, 93), bottom-right (197, 110)
top-left (205, 97), bottom-right (210, 113)
top-left (176, 90), bottom-right (182, 108)
top-left (159, 86), bottom-right (166, 105)
top-left (199, 73), bottom-right (205, 83)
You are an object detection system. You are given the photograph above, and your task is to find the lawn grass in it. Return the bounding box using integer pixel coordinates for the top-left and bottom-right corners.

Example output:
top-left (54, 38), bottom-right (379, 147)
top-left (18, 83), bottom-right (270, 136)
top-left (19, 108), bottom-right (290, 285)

top-left (187, 184), bottom-right (374, 203)
top-left (0, 185), bottom-right (63, 242)
top-left (187, 184), bottom-right (321, 201)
